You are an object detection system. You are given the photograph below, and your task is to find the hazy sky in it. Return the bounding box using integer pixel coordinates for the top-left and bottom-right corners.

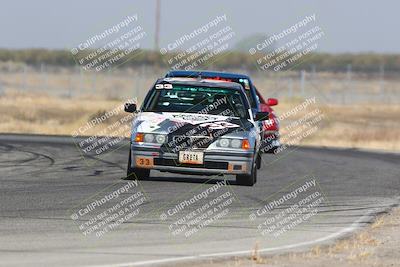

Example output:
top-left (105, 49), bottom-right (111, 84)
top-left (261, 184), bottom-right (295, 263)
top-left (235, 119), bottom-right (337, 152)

top-left (0, 0), bottom-right (398, 53)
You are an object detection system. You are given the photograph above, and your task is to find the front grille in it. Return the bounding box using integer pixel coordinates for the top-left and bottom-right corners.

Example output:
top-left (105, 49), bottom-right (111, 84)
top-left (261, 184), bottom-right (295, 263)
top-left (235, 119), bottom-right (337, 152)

top-left (154, 158), bottom-right (228, 170)
top-left (169, 135), bottom-right (213, 149)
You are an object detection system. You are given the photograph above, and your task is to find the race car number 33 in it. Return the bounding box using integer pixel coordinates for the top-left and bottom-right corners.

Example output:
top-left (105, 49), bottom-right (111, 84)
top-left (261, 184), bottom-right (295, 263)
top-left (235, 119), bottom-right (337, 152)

top-left (179, 151), bottom-right (204, 164)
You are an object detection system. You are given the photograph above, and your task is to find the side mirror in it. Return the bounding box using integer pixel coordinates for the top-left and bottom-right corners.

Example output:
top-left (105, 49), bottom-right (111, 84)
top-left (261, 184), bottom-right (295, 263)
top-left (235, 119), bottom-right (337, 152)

top-left (255, 111), bottom-right (269, 121)
top-left (124, 103), bottom-right (137, 113)
top-left (267, 98), bottom-right (278, 106)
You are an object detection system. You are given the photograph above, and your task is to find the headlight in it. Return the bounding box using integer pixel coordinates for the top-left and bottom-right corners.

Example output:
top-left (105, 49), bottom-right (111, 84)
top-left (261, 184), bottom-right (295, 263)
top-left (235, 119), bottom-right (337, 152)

top-left (218, 138), bottom-right (230, 147)
top-left (216, 138), bottom-right (250, 149)
top-left (134, 133), bottom-right (166, 144)
top-left (230, 139), bottom-right (241, 148)
top-left (155, 134), bottom-right (166, 144)
top-left (144, 133), bottom-right (155, 143)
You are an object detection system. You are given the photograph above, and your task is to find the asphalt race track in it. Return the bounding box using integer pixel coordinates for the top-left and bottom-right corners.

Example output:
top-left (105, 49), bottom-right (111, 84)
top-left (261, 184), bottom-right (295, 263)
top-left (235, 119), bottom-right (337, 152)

top-left (0, 134), bottom-right (399, 267)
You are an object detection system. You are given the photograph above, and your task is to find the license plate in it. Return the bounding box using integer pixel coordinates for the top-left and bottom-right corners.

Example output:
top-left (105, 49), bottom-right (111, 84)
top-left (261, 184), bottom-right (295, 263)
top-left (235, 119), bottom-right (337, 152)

top-left (179, 151), bottom-right (204, 165)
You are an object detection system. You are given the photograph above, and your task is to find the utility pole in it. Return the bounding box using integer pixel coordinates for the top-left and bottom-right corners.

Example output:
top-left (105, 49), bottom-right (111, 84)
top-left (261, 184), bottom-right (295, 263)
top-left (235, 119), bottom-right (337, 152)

top-left (154, 0), bottom-right (161, 50)
top-left (300, 70), bottom-right (305, 96)
top-left (379, 64), bottom-right (384, 93)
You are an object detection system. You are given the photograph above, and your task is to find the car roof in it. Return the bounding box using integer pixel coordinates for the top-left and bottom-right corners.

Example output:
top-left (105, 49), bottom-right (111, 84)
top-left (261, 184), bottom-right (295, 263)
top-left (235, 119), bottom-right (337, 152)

top-left (165, 70), bottom-right (251, 80)
top-left (156, 77), bottom-right (244, 91)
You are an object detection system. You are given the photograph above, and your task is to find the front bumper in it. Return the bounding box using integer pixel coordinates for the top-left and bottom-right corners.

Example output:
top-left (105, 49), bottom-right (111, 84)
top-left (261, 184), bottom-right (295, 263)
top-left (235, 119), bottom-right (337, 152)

top-left (130, 144), bottom-right (254, 175)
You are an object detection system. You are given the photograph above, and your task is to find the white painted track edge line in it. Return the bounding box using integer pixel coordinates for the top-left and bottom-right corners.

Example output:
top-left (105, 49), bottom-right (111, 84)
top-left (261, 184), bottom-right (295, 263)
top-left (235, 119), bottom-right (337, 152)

top-left (87, 206), bottom-right (384, 267)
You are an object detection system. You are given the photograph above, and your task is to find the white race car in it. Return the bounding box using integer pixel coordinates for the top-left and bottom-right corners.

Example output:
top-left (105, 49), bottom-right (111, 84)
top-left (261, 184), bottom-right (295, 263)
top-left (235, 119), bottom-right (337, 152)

top-left (124, 78), bottom-right (268, 186)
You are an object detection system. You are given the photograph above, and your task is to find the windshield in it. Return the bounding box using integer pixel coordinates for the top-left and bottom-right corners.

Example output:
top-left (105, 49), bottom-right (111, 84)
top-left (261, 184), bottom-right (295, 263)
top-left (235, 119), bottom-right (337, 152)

top-left (143, 85), bottom-right (249, 119)
top-left (166, 73), bottom-right (257, 108)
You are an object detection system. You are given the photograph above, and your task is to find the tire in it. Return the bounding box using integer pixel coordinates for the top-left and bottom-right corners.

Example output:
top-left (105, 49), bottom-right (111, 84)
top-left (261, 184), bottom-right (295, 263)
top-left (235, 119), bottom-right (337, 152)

top-left (256, 153), bottom-right (262, 170)
top-left (125, 150), bottom-right (150, 180)
top-left (236, 158), bottom-right (257, 186)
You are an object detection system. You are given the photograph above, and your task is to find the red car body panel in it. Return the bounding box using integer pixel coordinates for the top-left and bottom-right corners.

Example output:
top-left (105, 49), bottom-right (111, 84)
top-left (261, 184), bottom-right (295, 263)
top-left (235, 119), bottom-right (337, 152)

top-left (255, 88), bottom-right (279, 132)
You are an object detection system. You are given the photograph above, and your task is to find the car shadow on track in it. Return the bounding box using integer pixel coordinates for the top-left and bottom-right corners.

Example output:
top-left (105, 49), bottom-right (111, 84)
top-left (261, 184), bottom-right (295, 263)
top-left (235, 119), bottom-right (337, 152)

top-left (142, 174), bottom-right (237, 185)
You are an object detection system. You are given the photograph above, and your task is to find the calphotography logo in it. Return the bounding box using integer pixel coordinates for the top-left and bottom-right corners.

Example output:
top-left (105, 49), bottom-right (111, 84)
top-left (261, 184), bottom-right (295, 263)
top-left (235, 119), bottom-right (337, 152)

top-left (71, 14), bottom-right (147, 72)
top-left (160, 14), bottom-right (236, 70)
top-left (158, 180), bottom-right (236, 238)
top-left (250, 176), bottom-right (328, 238)
top-left (69, 181), bottom-right (148, 238)
top-left (249, 14), bottom-right (324, 72)
top-left (71, 98), bottom-right (138, 165)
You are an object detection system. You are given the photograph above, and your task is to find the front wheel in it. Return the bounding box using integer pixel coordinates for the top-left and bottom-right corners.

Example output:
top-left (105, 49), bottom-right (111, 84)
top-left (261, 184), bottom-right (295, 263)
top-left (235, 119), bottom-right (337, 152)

top-left (236, 159), bottom-right (257, 186)
top-left (125, 151), bottom-right (150, 180)
top-left (256, 153), bottom-right (262, 169)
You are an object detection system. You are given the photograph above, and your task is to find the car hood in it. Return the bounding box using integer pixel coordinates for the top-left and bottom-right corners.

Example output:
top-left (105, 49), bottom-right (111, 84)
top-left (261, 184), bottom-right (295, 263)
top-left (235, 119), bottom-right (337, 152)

top-left (133, 112), bottom-right (255, 149)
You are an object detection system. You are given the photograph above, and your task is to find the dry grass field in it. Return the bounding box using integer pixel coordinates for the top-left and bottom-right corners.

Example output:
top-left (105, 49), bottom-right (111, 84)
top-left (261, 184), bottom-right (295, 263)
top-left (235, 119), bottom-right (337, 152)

top-left (1, 66), bottom-right (399, 151)
top-left (0, 91), bottom-right (399, 152)
top-left (274, 98), bottom-right (400, 151)
top-left (0, 92), bottom-right (124, 136)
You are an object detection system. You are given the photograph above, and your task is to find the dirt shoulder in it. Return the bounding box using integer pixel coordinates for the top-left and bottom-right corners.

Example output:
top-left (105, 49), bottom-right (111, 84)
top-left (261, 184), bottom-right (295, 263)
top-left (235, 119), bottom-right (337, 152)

top-left (177, 207), bottom-right (400, 267)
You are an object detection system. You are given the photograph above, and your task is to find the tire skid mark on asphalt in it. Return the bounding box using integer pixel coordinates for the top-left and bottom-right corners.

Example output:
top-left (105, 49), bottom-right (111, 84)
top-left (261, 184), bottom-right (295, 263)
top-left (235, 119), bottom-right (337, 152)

top-left (0, 142), bottom-right (54, 166)
top-left (84, 153), bottom-right (125, 172)
top-left (0, 135), bottom-right (399, 267)
top-left (0, 143), bottom-right (55, 178)
top-left (0, 143), bottom-right (40, 165)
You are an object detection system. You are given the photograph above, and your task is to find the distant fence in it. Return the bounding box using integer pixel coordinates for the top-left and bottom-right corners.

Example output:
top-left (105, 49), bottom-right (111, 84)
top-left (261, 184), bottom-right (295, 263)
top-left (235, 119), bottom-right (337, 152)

top-left (0, 64), bottom-right (399, 105)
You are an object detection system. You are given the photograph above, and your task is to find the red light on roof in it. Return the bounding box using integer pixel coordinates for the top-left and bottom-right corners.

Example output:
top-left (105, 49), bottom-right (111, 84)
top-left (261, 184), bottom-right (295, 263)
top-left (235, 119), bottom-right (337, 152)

top-left (205, 76), bottom-right (232, 82)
